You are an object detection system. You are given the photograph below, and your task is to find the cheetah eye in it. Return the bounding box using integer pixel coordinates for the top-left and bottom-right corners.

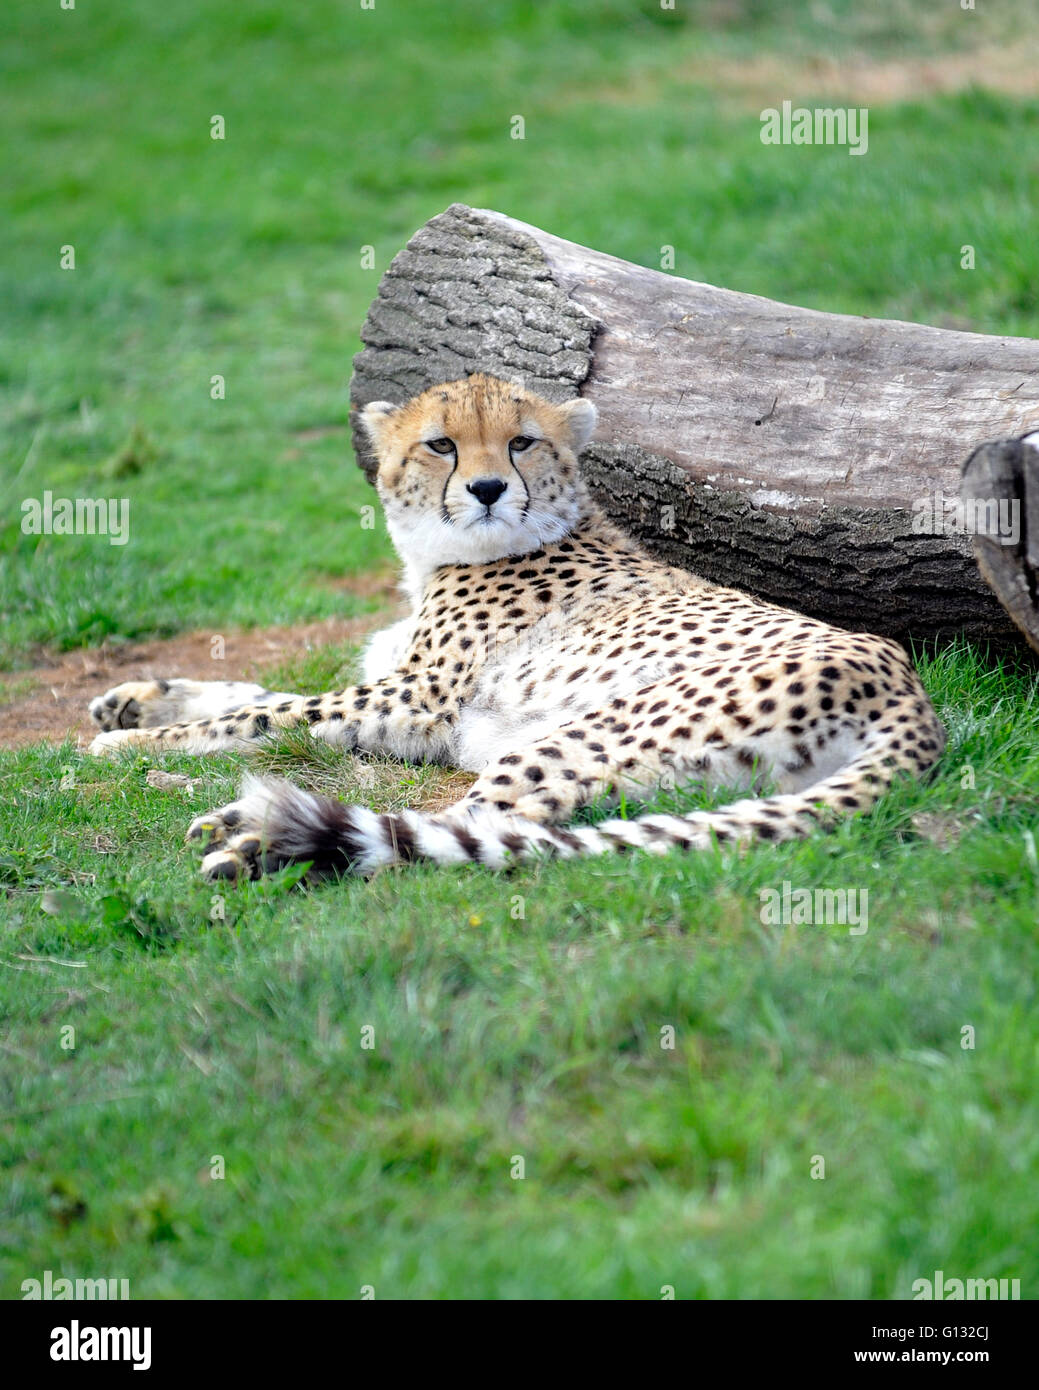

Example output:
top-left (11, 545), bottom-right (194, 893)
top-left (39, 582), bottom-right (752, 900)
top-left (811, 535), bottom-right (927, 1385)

top-left (425, 437), bottom-right (455, 455)
top-left (509, 436), bottom-right (536, 452)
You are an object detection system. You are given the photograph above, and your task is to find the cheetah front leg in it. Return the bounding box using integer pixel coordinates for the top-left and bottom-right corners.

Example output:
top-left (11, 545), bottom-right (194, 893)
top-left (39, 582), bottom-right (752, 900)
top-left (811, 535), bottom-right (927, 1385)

top-left (87, 673), bottom-right (462, 760)
top-left (89, 679), bottom-right (295, 732)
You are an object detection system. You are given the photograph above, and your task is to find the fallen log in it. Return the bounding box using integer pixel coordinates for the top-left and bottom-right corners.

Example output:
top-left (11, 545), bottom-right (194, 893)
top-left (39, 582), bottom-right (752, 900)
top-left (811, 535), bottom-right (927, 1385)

top-left (350, 203), bottom-right (1039, 650)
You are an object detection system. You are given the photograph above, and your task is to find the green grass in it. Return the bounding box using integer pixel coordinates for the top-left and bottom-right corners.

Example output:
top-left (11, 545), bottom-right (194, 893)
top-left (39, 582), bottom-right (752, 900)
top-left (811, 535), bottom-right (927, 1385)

top-left (2, 644), bottom-right (1038, 1297)
top-left (2, 0), bottom-right (1038, 1299)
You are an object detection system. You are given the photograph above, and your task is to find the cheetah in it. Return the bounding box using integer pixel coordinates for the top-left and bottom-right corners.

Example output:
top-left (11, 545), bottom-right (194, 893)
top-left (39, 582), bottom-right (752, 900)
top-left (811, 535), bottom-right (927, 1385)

top-left (88, 373), bottom-right (945, 881)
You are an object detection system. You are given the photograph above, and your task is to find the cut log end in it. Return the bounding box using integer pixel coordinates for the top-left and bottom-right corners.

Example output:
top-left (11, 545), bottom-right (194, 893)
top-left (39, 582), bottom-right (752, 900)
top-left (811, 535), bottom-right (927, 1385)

top-left (962, 435), bottom-right (1039, 654)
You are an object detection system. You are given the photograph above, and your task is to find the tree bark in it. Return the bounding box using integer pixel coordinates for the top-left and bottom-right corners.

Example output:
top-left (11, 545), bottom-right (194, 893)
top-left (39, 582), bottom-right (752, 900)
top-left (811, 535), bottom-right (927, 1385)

top-left (350, 203), bottom-right (1039, 649)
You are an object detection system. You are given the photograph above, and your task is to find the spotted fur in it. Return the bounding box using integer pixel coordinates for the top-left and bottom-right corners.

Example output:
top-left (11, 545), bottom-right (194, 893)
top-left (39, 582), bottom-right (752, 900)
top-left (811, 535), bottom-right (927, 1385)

top-left (88, 373), bottom-right (945, 881)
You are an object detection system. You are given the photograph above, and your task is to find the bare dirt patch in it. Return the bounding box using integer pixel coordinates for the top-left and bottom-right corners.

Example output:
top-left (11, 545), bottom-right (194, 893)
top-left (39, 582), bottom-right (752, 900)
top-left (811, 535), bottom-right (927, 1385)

top-left (701, 45), bottom-right (1039, 107)
top-left (571, 41), bottom-right (1039, 112)
top-left (0, 580), bottom-right (401, 750)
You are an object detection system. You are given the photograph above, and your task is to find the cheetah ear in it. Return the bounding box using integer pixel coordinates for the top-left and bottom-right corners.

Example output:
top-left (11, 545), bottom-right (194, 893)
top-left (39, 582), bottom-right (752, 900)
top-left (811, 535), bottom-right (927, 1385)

top-left (560, 397), bottom-right (597, 453)
top-left (359, 400), bottom-right (399, 452)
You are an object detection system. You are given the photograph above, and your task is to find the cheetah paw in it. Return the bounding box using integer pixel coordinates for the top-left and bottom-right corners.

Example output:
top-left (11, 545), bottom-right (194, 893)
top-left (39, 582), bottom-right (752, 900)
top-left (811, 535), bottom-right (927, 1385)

top-left (186, 783), bottom-right (288, 882)
top-left (186, 776), bottom-right (348, 882)
top-left (197, 834), bottom-right (269, 883)
top-left (186, 801), bottom-right (247, 851)
top-left (188, 809), bottom-right (266, 881)
top-left (89, 680), bottom-right (171, 731)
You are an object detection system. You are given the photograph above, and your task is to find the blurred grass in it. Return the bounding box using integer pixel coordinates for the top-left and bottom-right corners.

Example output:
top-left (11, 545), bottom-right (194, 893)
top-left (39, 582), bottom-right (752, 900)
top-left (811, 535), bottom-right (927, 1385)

top-left (1, 0), bottom-right (1038, 1300)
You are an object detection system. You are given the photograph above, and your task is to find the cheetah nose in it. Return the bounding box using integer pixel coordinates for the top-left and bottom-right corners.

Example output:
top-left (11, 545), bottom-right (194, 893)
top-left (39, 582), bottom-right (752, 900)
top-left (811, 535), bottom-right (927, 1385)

top-left (467, 478), bottom-right (507, 508)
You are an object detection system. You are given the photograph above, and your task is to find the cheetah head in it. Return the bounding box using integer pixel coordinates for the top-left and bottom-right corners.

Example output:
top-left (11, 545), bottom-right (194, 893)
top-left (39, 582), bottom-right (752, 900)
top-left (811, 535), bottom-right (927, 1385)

top-left (359, 374), bottom-right (597, 573)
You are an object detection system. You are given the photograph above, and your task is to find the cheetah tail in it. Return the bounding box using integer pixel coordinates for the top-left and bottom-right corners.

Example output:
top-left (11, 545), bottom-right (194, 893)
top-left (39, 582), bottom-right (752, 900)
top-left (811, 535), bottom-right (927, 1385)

top-left (222, 737), bottom-right (938, 877)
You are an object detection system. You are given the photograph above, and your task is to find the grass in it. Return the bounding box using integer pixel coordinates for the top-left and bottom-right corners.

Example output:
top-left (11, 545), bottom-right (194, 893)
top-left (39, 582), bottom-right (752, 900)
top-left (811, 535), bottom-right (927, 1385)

top-left (1, 0), bottom-right (1038, 1299)
top-left (3, 644), bottom-right (1038, 1297)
